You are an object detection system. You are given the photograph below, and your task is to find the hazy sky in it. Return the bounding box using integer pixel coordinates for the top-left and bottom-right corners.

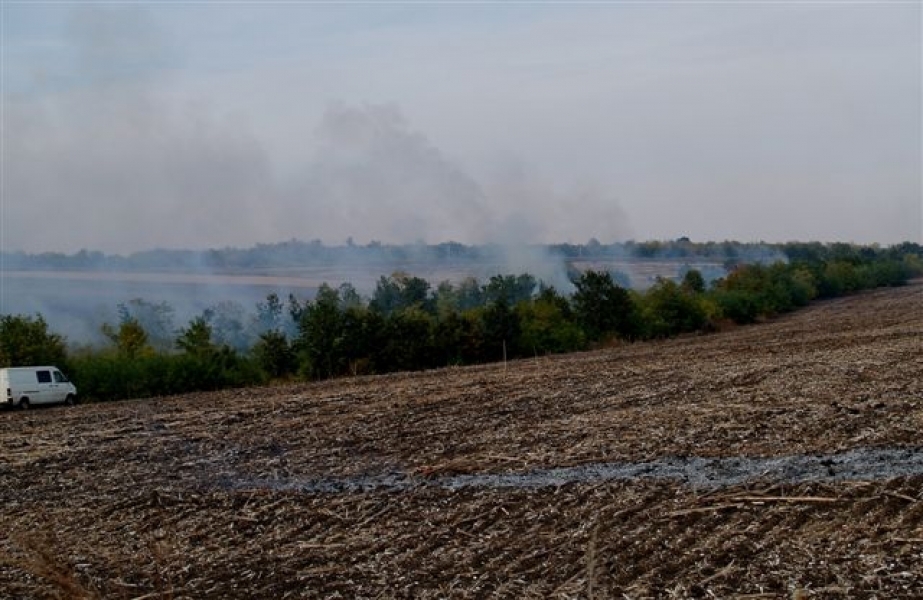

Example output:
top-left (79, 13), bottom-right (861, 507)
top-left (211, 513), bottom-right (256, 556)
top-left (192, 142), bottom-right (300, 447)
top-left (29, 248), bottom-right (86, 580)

top-left (2, 2), bottom-right (920, 254)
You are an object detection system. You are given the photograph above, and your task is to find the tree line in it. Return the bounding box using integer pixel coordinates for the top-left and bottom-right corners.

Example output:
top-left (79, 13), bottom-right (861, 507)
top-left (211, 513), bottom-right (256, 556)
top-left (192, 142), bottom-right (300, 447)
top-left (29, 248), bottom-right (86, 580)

top-left (1, 243), bottom-right (920, 403)
top-left (0, 238), bottom-right (806, 272)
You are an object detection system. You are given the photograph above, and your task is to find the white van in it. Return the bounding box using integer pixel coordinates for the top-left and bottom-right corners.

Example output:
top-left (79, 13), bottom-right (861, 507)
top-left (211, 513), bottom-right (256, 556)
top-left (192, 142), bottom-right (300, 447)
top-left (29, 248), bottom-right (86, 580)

top-left (1, 366), bottom-right (78, 409)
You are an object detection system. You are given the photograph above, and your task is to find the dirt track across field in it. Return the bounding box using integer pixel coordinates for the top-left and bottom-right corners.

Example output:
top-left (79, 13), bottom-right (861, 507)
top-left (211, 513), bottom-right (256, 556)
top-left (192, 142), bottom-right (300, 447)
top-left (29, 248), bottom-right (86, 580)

top-left (1, 283), bottom-right (921, 598)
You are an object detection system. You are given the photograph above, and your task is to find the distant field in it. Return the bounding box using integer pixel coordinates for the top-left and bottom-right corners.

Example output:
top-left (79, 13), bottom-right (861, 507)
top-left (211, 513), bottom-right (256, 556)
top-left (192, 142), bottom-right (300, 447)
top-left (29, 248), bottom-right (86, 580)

top-left (1, 282), bottom-right (921, 597)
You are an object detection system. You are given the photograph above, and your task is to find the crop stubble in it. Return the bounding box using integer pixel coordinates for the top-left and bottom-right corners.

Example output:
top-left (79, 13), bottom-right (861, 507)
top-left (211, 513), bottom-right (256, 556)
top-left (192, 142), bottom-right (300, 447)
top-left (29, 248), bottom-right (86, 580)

top-left (0, 283), bottom-right (921, 598)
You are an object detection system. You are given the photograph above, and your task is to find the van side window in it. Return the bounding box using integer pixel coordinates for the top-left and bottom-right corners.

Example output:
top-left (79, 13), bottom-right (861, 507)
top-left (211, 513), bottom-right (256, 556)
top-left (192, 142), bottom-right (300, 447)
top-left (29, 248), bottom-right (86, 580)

top-left (37, 370), bottom-right (52, 383)
top-left (54, 371), bottom-right (67, 383)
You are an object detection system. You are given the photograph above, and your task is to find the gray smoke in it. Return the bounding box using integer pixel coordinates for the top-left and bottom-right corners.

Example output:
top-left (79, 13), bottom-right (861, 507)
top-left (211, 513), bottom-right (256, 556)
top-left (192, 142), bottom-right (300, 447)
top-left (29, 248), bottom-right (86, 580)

top-left (4, 5), bottom-right (278, 253)
top-left (287, 102), bottom-right (493, 245)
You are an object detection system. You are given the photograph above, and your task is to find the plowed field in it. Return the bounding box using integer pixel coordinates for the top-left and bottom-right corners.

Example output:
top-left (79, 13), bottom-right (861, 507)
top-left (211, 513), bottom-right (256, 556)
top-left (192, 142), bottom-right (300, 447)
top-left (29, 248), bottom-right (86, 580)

top-left (1, 282), bottom-right (922, 599)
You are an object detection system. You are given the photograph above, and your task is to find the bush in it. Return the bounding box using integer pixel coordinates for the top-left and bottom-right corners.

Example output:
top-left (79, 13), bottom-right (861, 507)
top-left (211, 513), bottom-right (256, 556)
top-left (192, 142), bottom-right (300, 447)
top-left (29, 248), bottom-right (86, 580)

top-left (0, 314), bottom-right (68, 368)
top-left (374, 307), bottom-right (436, 372)
top-left (711, 289), bottom-right (761, 325)
top-left (11, 244), bottom-right (921, 400)
top-left (571, 271), bottom-right (640, 341)
top-left (516, 287), bottom-right (585, 355)
top-left (640, 279), bottom-right (707, 338)
top-left (69, 349), bottom-right (264, 402)
top-left (433, 310), bottom-right (485, 366)
top-left (252, 330), bottom-right (296, 379)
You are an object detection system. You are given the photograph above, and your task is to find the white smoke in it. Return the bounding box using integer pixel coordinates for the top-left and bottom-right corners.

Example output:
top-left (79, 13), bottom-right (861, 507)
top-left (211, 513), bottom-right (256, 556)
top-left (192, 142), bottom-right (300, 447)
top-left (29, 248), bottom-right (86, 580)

top-left (287, 103), bottom-right (493, 245)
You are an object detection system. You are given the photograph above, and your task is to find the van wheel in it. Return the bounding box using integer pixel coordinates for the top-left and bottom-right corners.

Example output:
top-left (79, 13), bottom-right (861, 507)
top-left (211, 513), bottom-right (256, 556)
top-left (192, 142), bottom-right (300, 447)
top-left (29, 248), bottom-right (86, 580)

top-left (64, 395), bottom-right (76, 407)
top-left (18, 398), bottom-right (30, 410)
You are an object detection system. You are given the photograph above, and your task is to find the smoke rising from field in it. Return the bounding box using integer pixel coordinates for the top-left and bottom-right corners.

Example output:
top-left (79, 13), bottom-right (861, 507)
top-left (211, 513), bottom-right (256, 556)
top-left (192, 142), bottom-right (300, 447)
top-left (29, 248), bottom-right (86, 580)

top-left (281, 102), bottom-right (630, 287)
top-left (3, 3), bottom-right (921, 256)
top-left (5, 3), bottom-right (918, 345)
top-left (3, 5), bottom-right (637, 257)
top-left (292, 103), bottom-right (492, 245)
top-left (4, 5), bottom-right (279, 253)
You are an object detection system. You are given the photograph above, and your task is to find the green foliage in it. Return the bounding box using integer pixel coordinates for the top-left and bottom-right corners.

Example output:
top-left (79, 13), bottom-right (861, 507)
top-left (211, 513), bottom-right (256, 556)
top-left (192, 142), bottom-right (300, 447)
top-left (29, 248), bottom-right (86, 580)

top-left (680, 269), bottom-right (706, 294)
top-left (640, 278), bottom-right (707, 338)
top-left (176, 317), bottom-right (216, 357)
top-left (431, 277), bottom-right (488, 315)
top-left (818, 261), bottom-right (863, 297)
top-left (0, 313), bottom-right (68, 368)
top-left (516, 287), bottom-right (585, 355)
top-left (711, 263), bottom-right (804, 323)
top-left (294, 284), bottom-right (344, 380)
top-left (101, 318), bottom-right (151, 358)
top-left (862, 259), bottom-right (913, 288)
top-left (116, 298), bottom-right (176, 351)
top-left (10, 240), bottom-right (918, 401)
top-left (456, 277), bottom-right (486, 310)
top-left (252, 330), bottom-right (296, 379)
top-left (433, 310), bottom-right (486, 366)
top-left (375, 308), bottom-right (436, 373)
top-left (788, 266), bottom-right (818, 306)
top-left (69, 348), bottom-right (264, 402)
top-left (902, 253), bottom-right (923, 278)
top-left (337, 283), bottom-right (364, 310)
top-left (338, 306), bottom-right (384, 376)
top-left (571, 271), bottom-right (640, 342)
top-left (711, 263), bottom-right (800, 321)
top-left (483, 274), bottom-right (537, 306)
top-left (250, 292), bottom-right (298, 379)
top-left (711, 288), bottom-right (761, 325)
top-left (480, 299), bottom-right (522, 361)
top-left (370, 272), bottom-right (433, 315)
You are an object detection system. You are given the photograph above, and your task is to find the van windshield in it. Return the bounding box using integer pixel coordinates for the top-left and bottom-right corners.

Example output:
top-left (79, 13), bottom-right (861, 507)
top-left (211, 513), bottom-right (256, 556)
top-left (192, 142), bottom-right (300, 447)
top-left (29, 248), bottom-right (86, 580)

top-left (54, 371), bottom-right (69, 383)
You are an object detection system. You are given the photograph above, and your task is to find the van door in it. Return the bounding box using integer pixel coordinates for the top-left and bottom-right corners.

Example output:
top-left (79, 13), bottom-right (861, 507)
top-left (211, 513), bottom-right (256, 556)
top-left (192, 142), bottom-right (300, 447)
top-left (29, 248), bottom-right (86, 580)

top-left (34, 369), bottom-right (59, 405)
top-left (52, 370), bottom-right (74, 403)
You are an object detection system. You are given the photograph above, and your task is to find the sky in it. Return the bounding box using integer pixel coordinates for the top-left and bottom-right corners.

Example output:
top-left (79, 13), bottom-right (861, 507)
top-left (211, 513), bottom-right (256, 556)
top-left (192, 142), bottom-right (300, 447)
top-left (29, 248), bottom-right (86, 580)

top-left (1, 1), bottom-right (921, 255)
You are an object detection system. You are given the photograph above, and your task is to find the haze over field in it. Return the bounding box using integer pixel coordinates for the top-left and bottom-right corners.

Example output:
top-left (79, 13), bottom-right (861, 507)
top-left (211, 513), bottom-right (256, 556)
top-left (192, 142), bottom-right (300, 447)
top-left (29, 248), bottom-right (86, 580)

top-left (1, 3), bottom-right (921, 255)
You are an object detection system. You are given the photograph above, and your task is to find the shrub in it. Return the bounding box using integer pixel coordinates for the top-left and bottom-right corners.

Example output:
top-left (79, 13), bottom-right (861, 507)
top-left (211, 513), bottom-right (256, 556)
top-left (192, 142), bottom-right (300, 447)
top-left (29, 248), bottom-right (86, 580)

top-left (640, 279), bottom-right (707, 338)
top-left (0, 314), bottom-right (68, 368)
top-left (571, 271), bottom-right (640, 341)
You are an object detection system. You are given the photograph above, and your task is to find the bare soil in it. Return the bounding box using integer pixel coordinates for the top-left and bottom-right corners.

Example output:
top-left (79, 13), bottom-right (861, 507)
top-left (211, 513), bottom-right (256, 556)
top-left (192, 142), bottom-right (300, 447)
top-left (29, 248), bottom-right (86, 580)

top-left (1, 283), bottom-right (921, 598)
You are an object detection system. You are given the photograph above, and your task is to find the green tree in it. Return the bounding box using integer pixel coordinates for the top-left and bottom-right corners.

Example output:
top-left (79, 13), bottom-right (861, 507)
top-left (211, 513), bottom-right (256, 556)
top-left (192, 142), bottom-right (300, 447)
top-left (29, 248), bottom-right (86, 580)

top-left (517, 286), bottom-right (585, 355)
top-left (101, 318), bottom-right (150, 358)
top-left (481, 299), bottom-right (522, 361)
top-left (433, 280), bottom-right (461, 318)
top-left (641, 278), bottom-right (707, 338)
top-left (176, 316), bottom-right (216, 357)
top-left (252, 330), bottom-right (296, 379)
top-left (455, 276), bottom-right (485, 310)
top-left (117, 298), bottom-right (175, 351)
top-left (681, 269), bottom-right (706, 294)
top-left (433, 310), bottom-right (484, 365)
top-left (789, 266), bottom-right (818, 306)
top-left (338, 305), bottom-right (383, 376)
top-left (483, 274), bottom-right (536, 306)
top-left (252, 292), bottom-right (296, 378)
top-left (370, 272), bottom-right (433, 315)
top-left (712, 264), bottom-right (775, 320)
top-left (0, 314), bottom-right (68, 367)
top-left (294, 284), bottom-right (344, 379)
top-left (571, 271), bottom-right (640, 341)
top-left (338, 283), bottom-right (364, 310)
top-left (375, 307), bottom-right (435, 372)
